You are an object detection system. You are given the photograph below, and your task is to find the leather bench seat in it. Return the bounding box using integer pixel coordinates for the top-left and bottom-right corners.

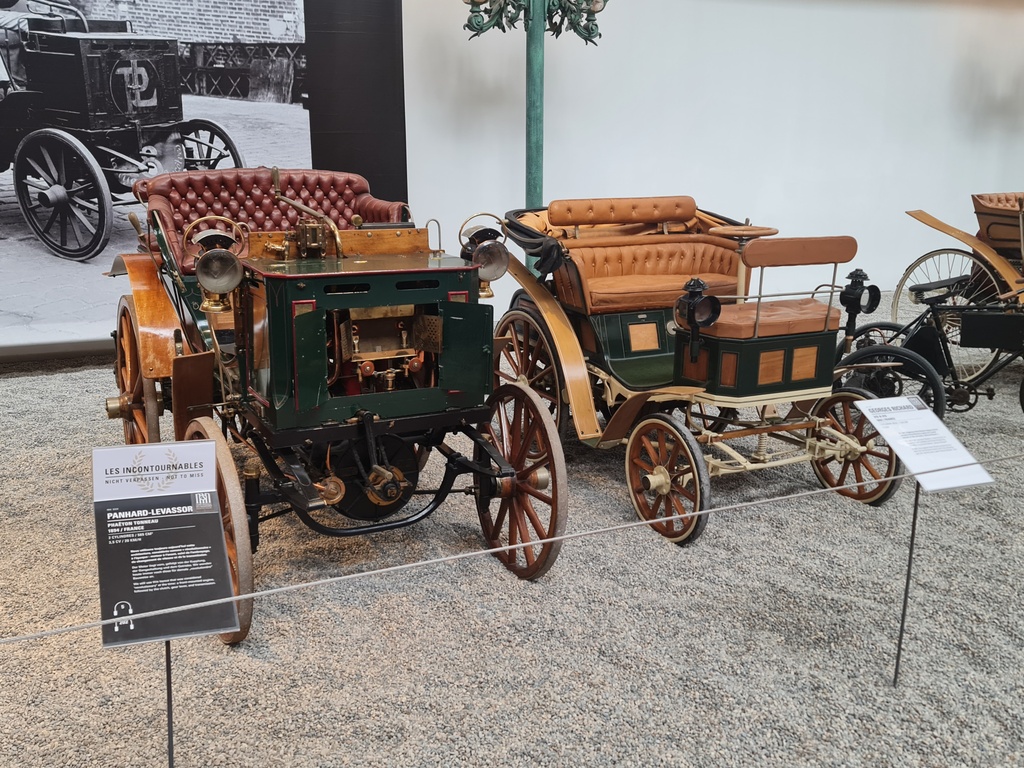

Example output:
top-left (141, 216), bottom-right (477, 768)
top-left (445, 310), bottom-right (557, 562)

top-left (555, 237), bottom-right (740, 314)
top-left (534, 196), bottom-right (742, 315)
top-left (136, 167), bottom-right (407, 275)
top-left (698, 298), bottom-right (840, 339)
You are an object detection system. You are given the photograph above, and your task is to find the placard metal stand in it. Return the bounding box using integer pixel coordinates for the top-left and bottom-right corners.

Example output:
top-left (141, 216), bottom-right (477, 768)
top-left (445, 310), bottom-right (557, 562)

top-left (893, 483), bottom-right (922, 687)
top-left (853, 396), bottom-right (993, 687)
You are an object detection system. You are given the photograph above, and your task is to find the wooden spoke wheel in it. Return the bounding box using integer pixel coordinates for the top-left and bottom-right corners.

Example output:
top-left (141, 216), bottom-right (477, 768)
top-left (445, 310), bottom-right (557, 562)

top-left (810, 388), bottom-right (902, 506)
top-left (180, 119), bottom-right (246, 170)
top-left (626, 413), bottom-right (710, 545)
top-left (493, 308), bottom-right (569, 439)
top-left (112, 296), bottom-right (161, 444)
top-left (475, 383), bottom-right (567, 580)
top-left (13, 128), bottom-right (113, 261)
top-left (184, 416), bottom-right (254, 644)
top-left (890, 248), bottom-right (1003, 383)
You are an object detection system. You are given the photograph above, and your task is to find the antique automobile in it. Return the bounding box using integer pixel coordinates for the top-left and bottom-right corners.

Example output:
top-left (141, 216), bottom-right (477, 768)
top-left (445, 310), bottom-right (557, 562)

top-left (493, 195), bottom-right (905, 546)
top-left (0, 0), bottom-right (242, 260)
top-left (105, 166), bottom-right (567, 643)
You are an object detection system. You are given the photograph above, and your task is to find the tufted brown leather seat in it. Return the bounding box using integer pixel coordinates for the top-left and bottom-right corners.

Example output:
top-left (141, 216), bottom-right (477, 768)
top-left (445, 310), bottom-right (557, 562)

top-left (539, 196), bottom-right (741, 314)
top-left (134, 167), bottom-right (408, 275)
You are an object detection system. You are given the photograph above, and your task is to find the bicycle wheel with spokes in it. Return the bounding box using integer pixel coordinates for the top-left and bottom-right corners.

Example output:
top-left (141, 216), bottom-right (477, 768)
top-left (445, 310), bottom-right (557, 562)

top-left (891, 248), bottom-right (1003, 383)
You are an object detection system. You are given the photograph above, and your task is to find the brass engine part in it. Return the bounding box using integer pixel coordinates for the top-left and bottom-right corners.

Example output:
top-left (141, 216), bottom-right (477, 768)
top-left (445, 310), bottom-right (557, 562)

top-left (365, 466), bottom-right (407, 506)
top-left (320, 475), bottom-right (346, 506)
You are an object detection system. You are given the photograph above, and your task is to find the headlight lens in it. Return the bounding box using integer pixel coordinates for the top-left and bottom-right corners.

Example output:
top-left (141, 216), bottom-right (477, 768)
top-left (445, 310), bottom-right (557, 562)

top-left (471, 240), bottom-right (510, 282)
top-left (196, 248), bottom-right (243, 294)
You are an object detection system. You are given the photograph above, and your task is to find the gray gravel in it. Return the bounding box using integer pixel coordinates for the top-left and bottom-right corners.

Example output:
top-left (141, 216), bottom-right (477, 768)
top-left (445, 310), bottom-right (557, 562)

top-left (0, 354), bottom-right (1022, 767)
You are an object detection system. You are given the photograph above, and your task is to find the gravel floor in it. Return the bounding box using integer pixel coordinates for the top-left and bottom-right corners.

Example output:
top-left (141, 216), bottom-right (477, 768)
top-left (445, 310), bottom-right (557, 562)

top-left (0, 354), bottom-right (1021, 767)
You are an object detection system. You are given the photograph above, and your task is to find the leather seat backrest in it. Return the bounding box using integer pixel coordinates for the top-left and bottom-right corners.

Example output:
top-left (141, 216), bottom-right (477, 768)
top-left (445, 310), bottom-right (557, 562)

top-left (135, 167), bottom-right (374, 236)
top-left (548, 196), bottom-right (698, 227)
top-left (741, 236), bottom-right (857, 268)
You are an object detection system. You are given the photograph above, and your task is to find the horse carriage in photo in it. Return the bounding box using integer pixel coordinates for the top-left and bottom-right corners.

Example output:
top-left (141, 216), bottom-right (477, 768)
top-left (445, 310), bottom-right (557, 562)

top-left (104, 166), bottom-right (567, 643)
top-left (0, 0), bottom-right (243, 260)
top-left (494, 195), bottom-right (909, 545)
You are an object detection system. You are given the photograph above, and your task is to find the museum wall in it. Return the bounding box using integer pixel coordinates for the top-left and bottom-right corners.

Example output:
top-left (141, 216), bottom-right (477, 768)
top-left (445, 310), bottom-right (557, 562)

top-left (400, 0), bottom-right (1024, 307)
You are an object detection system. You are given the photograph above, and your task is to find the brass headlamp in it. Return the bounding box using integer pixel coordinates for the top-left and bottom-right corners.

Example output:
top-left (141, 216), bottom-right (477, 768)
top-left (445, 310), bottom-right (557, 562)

top-left (460, 223), bottom-right (510, 299)
top-left (192, 229), bottom-right (243, 314)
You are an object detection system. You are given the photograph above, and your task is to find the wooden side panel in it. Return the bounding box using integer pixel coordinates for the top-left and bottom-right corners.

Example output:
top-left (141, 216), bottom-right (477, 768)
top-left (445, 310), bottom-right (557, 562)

top-left (682, 346), bottom-right (710, 383)
top-left (720, 352), bottom-right (738, 387)
top-left (757, 349), bottom-right (785, 385)
top-left (172, 351), bottom-right (215, 441)
top-left (628, 322), bottom-right (660, 352)
top-left (791, 346), bottom-right (818, 381)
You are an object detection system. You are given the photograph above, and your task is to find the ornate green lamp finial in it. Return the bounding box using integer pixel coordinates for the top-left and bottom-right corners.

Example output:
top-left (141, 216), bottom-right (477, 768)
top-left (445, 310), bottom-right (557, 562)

top-left (463, 0), bottom-right (607, 43)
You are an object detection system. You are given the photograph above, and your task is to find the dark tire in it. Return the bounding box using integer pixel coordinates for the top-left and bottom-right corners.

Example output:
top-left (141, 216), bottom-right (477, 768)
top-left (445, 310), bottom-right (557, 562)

top-left (475, 383), bottom-right (567, 580)
top-left (184, 416), bottom-right (254, 644)
top-left (180, 118), bottom-right (245, 170)
top-left (810, 388), bottom-right (902, 506)
top-left (835, 320), bottom-right (905, 362)
top-left (13, 128), bottom-right (112, 260)
top-left (836, 344), bottom-right (947, 419)
top-left (625, 412), bottom-right (710, 545)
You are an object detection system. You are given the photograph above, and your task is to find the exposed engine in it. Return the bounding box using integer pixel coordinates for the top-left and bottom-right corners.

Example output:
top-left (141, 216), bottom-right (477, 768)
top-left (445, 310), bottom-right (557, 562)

top-left (326, 305), bottom-right (438, 396)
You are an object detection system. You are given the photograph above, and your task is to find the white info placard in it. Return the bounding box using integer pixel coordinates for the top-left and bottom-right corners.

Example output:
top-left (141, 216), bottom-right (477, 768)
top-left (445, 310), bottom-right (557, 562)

top-left (854, 396), bottom-right (993, 493)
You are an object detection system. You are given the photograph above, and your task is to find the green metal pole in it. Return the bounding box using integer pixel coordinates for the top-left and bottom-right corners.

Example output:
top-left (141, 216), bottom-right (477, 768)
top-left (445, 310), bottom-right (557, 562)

top-left (525, 0), bottom-right (544, 210)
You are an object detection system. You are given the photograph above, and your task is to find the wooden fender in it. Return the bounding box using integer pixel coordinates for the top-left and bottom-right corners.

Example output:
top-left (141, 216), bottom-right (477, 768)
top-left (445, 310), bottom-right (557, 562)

top-left (906, 210), bottom-right (1024, 302)
top-left (504, 258), bottom-right (602, 442)
top-left (121, 251), bottom-right (185, 380)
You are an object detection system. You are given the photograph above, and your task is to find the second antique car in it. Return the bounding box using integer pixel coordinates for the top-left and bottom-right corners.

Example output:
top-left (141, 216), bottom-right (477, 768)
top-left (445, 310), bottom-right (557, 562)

top-left (493, 195), bottom-right (906, 545)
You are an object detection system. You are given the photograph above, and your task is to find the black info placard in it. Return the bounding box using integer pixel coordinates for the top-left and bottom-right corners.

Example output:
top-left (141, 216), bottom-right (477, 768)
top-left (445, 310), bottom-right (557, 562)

top-left (93, 443), bottom-right (238, 647)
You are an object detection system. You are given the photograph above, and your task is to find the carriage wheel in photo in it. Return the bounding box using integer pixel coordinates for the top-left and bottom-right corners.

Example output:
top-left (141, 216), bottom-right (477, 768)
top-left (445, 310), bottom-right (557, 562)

top-left (180, 119), bottom-right (246, 170)
top-left (13, 128), bottom-right (113, 261)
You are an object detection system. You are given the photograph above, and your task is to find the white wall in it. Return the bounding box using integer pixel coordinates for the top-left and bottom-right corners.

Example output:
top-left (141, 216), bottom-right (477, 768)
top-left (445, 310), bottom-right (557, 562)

top-left (402, 0), bottom-right (1024, 309)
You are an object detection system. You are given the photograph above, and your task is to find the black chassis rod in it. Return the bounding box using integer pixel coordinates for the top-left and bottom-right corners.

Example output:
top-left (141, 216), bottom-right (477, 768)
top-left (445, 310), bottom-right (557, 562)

top-left (241, 409), bottom-right (515, 538)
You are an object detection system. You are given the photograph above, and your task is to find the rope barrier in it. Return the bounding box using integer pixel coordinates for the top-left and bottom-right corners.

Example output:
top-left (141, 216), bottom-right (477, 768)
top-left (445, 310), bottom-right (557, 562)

top-left (1, 451), bottom-right (1019, 648)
